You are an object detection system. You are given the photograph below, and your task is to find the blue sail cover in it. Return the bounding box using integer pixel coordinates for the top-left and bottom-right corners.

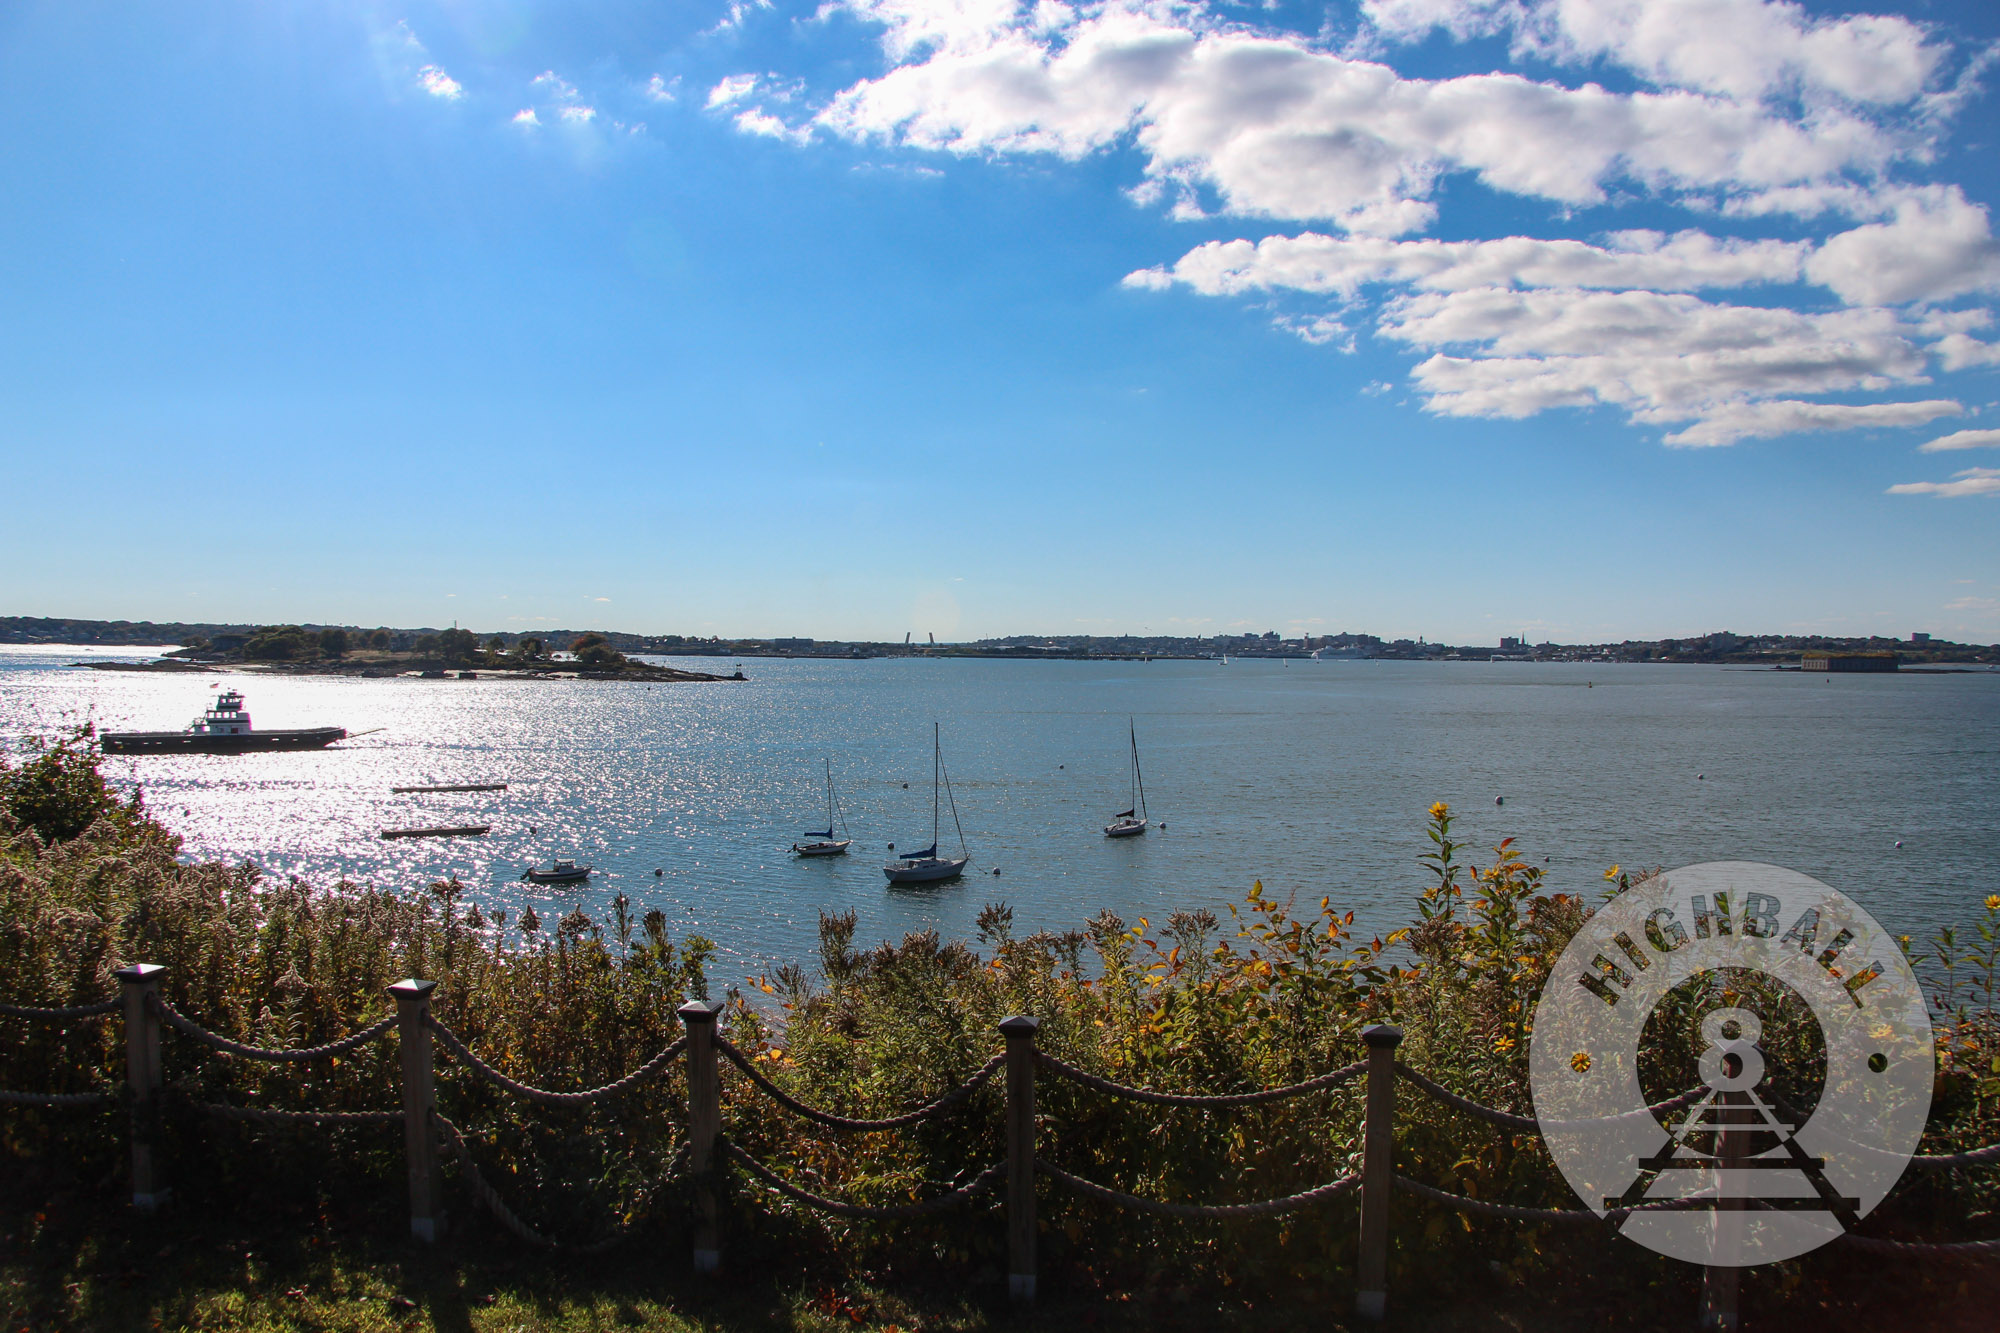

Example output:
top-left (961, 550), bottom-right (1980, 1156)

top-left (804, 829), bottom-right (833, 839)
top-left (903, 844), bottom-right (937, 860)
top-left (1115, 809), bottom-right (1136, 818)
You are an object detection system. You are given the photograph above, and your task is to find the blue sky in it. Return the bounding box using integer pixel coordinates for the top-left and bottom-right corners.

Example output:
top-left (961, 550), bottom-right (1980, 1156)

top-left (3, 0), bottom-right (1997, 643)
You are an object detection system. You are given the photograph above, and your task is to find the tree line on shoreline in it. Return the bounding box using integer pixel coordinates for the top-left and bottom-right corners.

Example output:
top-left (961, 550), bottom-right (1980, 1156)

top-left (5, 615), bottom-right (1995, 665)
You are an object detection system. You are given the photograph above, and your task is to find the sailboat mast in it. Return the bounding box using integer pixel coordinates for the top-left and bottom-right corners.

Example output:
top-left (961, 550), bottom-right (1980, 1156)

top-left (825, 758), bottom-right (835, 832)
top-left (931, 722), bottom-right (941, 848)
top-left (1131, 718), bottom-right (1148, 821)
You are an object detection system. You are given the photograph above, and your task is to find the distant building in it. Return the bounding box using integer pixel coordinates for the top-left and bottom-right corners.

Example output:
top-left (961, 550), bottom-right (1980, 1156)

top-left (1500, 636), bottom-right (1523, 651)
top-left (1910, 633), bottom-right (1931, 643)
top-left (1802, 652), bottom-right (1898, 673)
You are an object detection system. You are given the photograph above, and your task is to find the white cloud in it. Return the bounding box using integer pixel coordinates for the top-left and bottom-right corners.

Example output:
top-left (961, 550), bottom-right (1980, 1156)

top-left (646, 74), bottom-right (680, 103)
top-left (533, 71), bottom-right (582, 100)
top-left (417, 65), bottom-right (463, 101)
top-left (1920, 428), bottom-right (2000, 453)
top-left (1935, 335), bottom-right (2000, 372)
top-left (1274, 313), bottom-right (1354, 349)
top-left (1887, 466), bottom-right (2000, 498)
top-left (1363, 0), bottom-right (1946, 105)
top-left (1371, 285), bottom-right (1956, 442)
top-left (519, 70), bottom-right (598, 127)
top-left (1659, 398), bottom-right (1961, 447)
top-left (1806, 187), bottom-right (2000, 306)
top-left (1128, 228), bottom-right (1807, 298)
top-left (801, 0), bottom-right (1996, 452)
top-left (708, 74), bottom-right (760, 108)
top-left (816, 3), bottom-right (1916, 235)
top-left (711, 0), bottom-right (776, 34)
top-left (735, 109), bottom-right (812, 143)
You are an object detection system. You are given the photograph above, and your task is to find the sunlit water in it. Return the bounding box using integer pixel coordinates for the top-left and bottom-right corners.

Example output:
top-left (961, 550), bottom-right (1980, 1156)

top-left (4, 645), bottom-right (1996, 983)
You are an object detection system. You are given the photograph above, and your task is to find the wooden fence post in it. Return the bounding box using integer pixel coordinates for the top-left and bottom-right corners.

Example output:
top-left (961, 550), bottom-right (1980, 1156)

top-left (115, 963), bottom-right (168, 1212)
top-left (389, 979), bottom-right (444, 1242)
top-left (1355, 1023), bottom-right (1402, 1323)
top-left (681, 999), bottom-right (726, 1274)
top-left (1699, 1092), bottom-right (1748, 1331)
top-left (1000, 1014), bottom-right (1040, 1305)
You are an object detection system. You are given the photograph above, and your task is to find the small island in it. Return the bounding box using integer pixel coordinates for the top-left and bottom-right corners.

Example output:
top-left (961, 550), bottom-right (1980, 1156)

top-left (95, 626), bottom-right (746, 683)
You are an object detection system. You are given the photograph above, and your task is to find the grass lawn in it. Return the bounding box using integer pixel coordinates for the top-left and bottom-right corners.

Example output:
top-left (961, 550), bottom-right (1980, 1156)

top-left (8, 1183), bottom-right (2000, 1333)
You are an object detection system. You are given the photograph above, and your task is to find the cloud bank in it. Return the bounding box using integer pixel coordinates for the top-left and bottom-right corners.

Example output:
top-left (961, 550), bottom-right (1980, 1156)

top-left (719, 0), bottom-right (2000, 451)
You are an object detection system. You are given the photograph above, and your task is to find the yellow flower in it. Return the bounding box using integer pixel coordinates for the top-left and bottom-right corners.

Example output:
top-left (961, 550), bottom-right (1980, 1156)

top-left (1570, 1051), bottom-right (1592, 1074)
top-left (1986, 894), bottom-right (2000, 912)
top-left (1428, 801), bottom-right (1450, 822)
top-left (1494, 1035), bottom-right (1517, 1052)
top-left (1604, 864), bottom-right (1622, 882)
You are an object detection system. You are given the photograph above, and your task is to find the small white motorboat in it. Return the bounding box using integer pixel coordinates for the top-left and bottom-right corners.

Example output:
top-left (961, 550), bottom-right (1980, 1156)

top-left (521, 860), bottom-right (592, 885)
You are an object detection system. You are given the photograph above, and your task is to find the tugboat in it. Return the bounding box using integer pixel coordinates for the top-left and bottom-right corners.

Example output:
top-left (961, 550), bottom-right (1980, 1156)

top-left (100, 690), bottom-right (346, 755)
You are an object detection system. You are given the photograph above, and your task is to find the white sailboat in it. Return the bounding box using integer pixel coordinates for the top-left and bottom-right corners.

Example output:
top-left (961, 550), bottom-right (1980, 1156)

top-left (1103, 719), bottom-right (1150, 838)
top-left (792, 759), bottom-right (852, 857)
top-left (884, 723), bottom-right (971, 883)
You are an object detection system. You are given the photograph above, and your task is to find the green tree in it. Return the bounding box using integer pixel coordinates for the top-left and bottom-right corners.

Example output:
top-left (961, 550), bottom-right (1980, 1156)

top-left (318, 628), bottom-right (350, 658)
top-left (437, 628), bottom-right (480, 665)
top-left (243, 625), bottom-right (317, 661)
top-left (367, 629), bottom-right (391, 649)
top-left (0, 726), bottom-right (139, 842)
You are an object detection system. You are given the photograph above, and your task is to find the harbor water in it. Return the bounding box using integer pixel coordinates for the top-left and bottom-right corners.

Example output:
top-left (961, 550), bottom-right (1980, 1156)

top-left (3, 646), bottom-right (1996, 982)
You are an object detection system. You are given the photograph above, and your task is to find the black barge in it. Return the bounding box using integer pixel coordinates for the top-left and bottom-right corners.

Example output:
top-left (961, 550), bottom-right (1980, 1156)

top-left (100, 689), bottom-right (347, 755)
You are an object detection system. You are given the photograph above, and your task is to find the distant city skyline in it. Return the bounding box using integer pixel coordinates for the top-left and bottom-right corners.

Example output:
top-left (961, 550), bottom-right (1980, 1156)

top-left (2, 614), bottom-right (1981, 654)
top-left (4, 1), bottom-right (1997, 643)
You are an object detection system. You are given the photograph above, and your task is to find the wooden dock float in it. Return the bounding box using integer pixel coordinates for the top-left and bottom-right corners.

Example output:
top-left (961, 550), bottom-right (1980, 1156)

top-left (390, 783), bottom-right (509, 794)
top-left (379, 824), bottom-right (492, 840)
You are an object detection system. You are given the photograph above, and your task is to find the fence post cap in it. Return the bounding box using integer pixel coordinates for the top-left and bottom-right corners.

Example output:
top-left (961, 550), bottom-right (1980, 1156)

top-left (998, 1015), bottom-right (1040, 1038)
top-left (1361, 1024), bottom-right (1404, 1049)
top-left (388, 979), bottom-right (437, 1000)
top-left (114, 963), bottom-right (167, 983)
top-left (678, 999), bottom-right (726, 1023)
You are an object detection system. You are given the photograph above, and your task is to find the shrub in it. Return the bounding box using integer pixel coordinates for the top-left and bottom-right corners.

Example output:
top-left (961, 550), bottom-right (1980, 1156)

top-left (3, 758), bottom-right (1997, 1308)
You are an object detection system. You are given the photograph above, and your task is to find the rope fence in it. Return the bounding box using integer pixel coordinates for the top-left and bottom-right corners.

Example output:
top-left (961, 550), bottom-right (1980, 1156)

top-left (0, 1088), bottom-right (116, 1107)
top-left (715, 1037), bottom-right (1002, 1130)
top-left (150, 994), bottom-right (396, 1063)
top-left (1038, 1050), bottom-right (1367, 1107)
top-left (7, 973), bottom-right (2000, 1325)
top-left (428, 1018), bottom-right (687, 1107)
top-left (0, 998), bottom-right (120, 1021)
top-left (723, 1138), bottom-right (1005, 1220)
top-left (1037, 1157), bottom-right (1362, 1220)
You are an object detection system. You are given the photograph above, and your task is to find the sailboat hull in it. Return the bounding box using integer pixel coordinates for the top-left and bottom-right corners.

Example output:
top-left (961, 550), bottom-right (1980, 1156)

top-left (793, 839), bottom-right (852, 857)
top-left (1103, 819), bottom-right (1148, 838)
top-left (883, 856), bottom-right (969, 883)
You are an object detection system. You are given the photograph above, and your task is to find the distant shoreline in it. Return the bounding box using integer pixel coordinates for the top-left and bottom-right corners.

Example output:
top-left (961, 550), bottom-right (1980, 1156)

top-left (69, 657), bottom-right (744, 684)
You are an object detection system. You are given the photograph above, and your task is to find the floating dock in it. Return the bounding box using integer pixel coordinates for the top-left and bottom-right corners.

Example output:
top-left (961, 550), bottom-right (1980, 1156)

top-left (379, 824), bottom-right (492, 840)
top-left (390, 783), bottom-right (509, 794)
